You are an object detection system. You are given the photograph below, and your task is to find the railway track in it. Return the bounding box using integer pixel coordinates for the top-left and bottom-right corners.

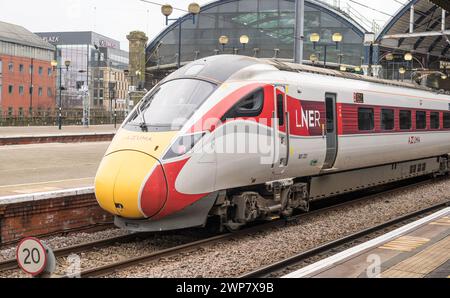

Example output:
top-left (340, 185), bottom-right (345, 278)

top-left (0, 232), bottom-right (147, 272)
top-left (239, 201), bottom-right (449, 278)
top-left (57, 177), bottom-right (445, 278)
top-left (0, 176), bottom-right (445, 277)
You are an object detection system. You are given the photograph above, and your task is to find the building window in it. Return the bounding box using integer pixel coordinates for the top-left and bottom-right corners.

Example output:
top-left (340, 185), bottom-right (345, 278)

top-left (99, 89), bottom-right (104, 98)
top-left (29, 86), bottom-right (33, 95)
top-left (399, 110), bottom-right (412, 130)
top-left (19, 64), bottom-right (24, 73)
top-left (8, 85), bottom-right (13, 94)
top-left (430, 112), bottom-right (440, 129)
top-left (358, 108), bottom-right (374, 131)
top-left (19, 85), bottom-right (24, 95)
top-left (444, 113), bottom-right (450, 129)
top-left (381, 109), bottom-right (394, 130)
top-left (0, 60), bottom-right (3, 74)
top-left (8, 62), bottom-right (13, 72)
top-left (38, 87), bottom-right (43, 96)
top-left (47, 87), bottom-right (53, 97)
top-left (29, 65), bottom-right (33, 74)
top-left (416, 111), bottom-right (426, 129)
top-left (48, 68), bottom-right (52, 76)
top-left (38, 66), bottom-right (43, 75)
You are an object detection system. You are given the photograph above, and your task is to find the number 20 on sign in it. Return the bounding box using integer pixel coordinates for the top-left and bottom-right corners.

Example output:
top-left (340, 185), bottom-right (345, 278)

top-left (16, 237), bottom-right (55, 277)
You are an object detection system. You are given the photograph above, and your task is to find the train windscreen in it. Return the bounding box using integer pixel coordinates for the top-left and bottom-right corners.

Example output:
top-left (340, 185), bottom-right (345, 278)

top-left (125, 79), bottom-right (217, 132)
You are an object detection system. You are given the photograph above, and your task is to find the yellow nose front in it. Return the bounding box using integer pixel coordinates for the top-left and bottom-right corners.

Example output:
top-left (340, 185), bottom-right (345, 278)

top-left (95, 150), bottom-right (159, 219)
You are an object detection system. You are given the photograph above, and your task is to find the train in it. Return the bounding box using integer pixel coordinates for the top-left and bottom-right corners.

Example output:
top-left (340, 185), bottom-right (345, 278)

top-left (94, 55), bottom-right (450, 232)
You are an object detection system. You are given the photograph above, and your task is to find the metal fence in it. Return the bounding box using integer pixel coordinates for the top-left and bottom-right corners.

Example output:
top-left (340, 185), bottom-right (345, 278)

top-left (0, 109), bottom-right (127, 127)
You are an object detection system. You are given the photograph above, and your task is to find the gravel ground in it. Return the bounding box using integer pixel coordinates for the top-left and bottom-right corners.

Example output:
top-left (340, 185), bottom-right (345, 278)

top-left (1, 177), bottom-right (449, 278)
top-left (107, 177), bottom-right (450, 278)
top-left (0, 228), bottom-right (207, 278)
top-left (0, 228), bottom-right (129, 262)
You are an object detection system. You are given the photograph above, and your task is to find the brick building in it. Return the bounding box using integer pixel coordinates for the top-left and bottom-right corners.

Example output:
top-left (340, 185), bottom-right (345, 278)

top-left (0, 21), bottom-right (56, 117)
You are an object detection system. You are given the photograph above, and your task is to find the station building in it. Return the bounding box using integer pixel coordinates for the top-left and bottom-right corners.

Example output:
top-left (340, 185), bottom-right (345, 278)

top-left (35, 31), bottom-right (130, 111)
top-left (145, 0), bottom-right (450, 92)
top-left (0, 21), bottom-right (56, 118)
top-left (372, 0), bottom-right (450, 90)
top-left (145, 0), bottom-right (367, 88)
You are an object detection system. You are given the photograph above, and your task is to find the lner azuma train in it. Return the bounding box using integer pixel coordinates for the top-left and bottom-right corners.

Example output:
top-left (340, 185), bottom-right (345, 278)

top-left (95, 55), bottom-right (450, 232)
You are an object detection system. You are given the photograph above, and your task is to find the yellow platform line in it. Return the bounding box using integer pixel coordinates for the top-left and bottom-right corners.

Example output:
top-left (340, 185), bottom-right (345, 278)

top-left (382, 236), bottom-right (450, 278)
top-left (379, 236), bottom-right (430, 252)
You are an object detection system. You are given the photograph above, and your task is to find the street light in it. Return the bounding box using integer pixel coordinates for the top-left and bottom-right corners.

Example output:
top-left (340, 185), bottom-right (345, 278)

top-left (404, 52), bottom-right (413, 61)
top-left (310, 53), bottom-right (318, 64)
top-left (161, 4), bottom-right (173, 17)
top-left (386, 53), bottom-right (394, 61)
top-left (218, 35), bottom-right (249, 54)
top-left (310, 32), bottom-right (343, 67)
top-left (399, 67), bottom-right (406, 74)
top-left (240, 35), bottom-right (249, 49)
top-left (159, 2), bottom-right (200, 69)
top-left (52, 59), bottom-right (71, 130)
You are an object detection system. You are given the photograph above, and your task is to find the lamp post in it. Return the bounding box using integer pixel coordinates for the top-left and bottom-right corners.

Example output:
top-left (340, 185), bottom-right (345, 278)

top-left (52, 60), bottom-right (71, 130)
top-left (218, 35), bottom-right (250, 54)
top-left (160, 2), bottom-right (200, 69)
top-left (310, 32), bottom-right (343, 68)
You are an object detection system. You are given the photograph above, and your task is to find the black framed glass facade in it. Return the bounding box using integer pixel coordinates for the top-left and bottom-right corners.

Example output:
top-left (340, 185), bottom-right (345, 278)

top-left (147, 0), bottom-right (365, 68)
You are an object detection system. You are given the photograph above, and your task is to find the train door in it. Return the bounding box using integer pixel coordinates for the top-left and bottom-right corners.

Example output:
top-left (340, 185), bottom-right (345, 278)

top-left (272, 85), bottom-right (290, 175)
top-left (322, 93), bottom-right (338, 170)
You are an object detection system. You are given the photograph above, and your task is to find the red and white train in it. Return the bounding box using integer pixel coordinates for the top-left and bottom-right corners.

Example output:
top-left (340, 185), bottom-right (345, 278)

top-left (94, 55), bottom-right (450, 232)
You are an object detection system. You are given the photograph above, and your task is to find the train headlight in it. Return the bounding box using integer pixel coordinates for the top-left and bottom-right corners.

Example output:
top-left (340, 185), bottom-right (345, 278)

top-left (163, 132), bottom-right (205, 160)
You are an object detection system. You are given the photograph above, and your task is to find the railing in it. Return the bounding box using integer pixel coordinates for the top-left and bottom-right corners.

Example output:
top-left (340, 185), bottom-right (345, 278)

top-left (0, 109), bottom-right (127, 127)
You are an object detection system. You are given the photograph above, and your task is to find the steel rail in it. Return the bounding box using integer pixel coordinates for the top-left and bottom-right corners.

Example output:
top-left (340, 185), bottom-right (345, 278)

top-left (0, 232), bottom-right (147, 272)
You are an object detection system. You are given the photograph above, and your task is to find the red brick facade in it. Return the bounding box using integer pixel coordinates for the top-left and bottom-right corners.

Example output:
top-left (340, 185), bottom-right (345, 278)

top-left (0, 55), bottom-right (56, 116)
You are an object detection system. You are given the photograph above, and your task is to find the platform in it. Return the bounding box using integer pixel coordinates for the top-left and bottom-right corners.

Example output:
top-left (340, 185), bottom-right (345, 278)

top-left (0, 142), bottom-right (109, 197)
top-left (0, 125), bottom-right (117, 146)
top-left (284, 207), bottom-right (450, 278)
top-left (0, 125), bottom-right (117, 137)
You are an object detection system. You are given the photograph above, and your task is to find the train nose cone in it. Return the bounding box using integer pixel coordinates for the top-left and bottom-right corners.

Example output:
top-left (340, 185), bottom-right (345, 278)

top-left (94, 150), bottom-right (167, 219)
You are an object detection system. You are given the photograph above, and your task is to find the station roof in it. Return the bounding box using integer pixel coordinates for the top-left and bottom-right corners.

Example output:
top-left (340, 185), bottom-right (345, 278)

top-left (429, 0), bottom-right (450, 11)
top-left (376, 0), bottom-right (450, 59)
top-left (0, 21), bottom-right (54, 51)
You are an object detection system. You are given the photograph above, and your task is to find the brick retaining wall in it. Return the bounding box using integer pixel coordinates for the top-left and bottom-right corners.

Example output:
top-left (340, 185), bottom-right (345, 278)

top-left (0, 192), bottom-right (113, 244)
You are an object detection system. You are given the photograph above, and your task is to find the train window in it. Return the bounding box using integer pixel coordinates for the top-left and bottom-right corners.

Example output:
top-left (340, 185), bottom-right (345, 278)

top-left (416, 111), bottom-right (426, 129)
top-left (277, 94), bottom-right (285, 126)
top-left (358, 108), bottom-right (374, 131)
top-left (444, 113), bottom-right (450, 129)
top-left (381, 109), bottom-right (394, 130)
top-left (325, 96), bottom-right (335, 133)
top-left (126, 79), bottom-right (217, 131)
top-left (399, 110), bottom-right (412, 130)
top-left (222, 88), bottom-right (264, 120)
top-left (430, 112), bottom-right (440, 129)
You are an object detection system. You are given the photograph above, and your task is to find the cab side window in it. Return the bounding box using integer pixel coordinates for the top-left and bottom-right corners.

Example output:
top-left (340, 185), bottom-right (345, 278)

top-left (222, 88), bottom-right (264, 120)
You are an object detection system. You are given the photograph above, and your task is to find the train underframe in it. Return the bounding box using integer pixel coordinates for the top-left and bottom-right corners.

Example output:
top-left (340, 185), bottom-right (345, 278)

top-left (211, 155), bottom-right (450, 231)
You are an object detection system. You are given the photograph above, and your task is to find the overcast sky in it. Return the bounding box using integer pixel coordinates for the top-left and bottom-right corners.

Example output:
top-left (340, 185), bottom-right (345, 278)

top-left (0, 0), bottom-right (407, 51)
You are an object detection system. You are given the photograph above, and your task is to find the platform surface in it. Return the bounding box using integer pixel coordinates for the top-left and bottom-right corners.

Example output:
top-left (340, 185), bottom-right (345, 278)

top-left (0, 125), bottom-right (117, 138)
top-left (0, 142), bottom-right (109, 197)
top-left (285, 207), bottom-right (450, 278)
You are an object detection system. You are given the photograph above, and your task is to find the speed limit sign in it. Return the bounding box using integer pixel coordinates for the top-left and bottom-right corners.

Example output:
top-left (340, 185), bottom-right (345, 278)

top-left (16, 237), bottom-right (49, 277)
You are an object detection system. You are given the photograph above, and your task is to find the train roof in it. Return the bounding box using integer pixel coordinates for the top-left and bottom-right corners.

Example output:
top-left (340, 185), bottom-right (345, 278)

top-left (162, 55), bottom-right (448, 95)
top-left (262, 59), bottom-right (439, 94)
